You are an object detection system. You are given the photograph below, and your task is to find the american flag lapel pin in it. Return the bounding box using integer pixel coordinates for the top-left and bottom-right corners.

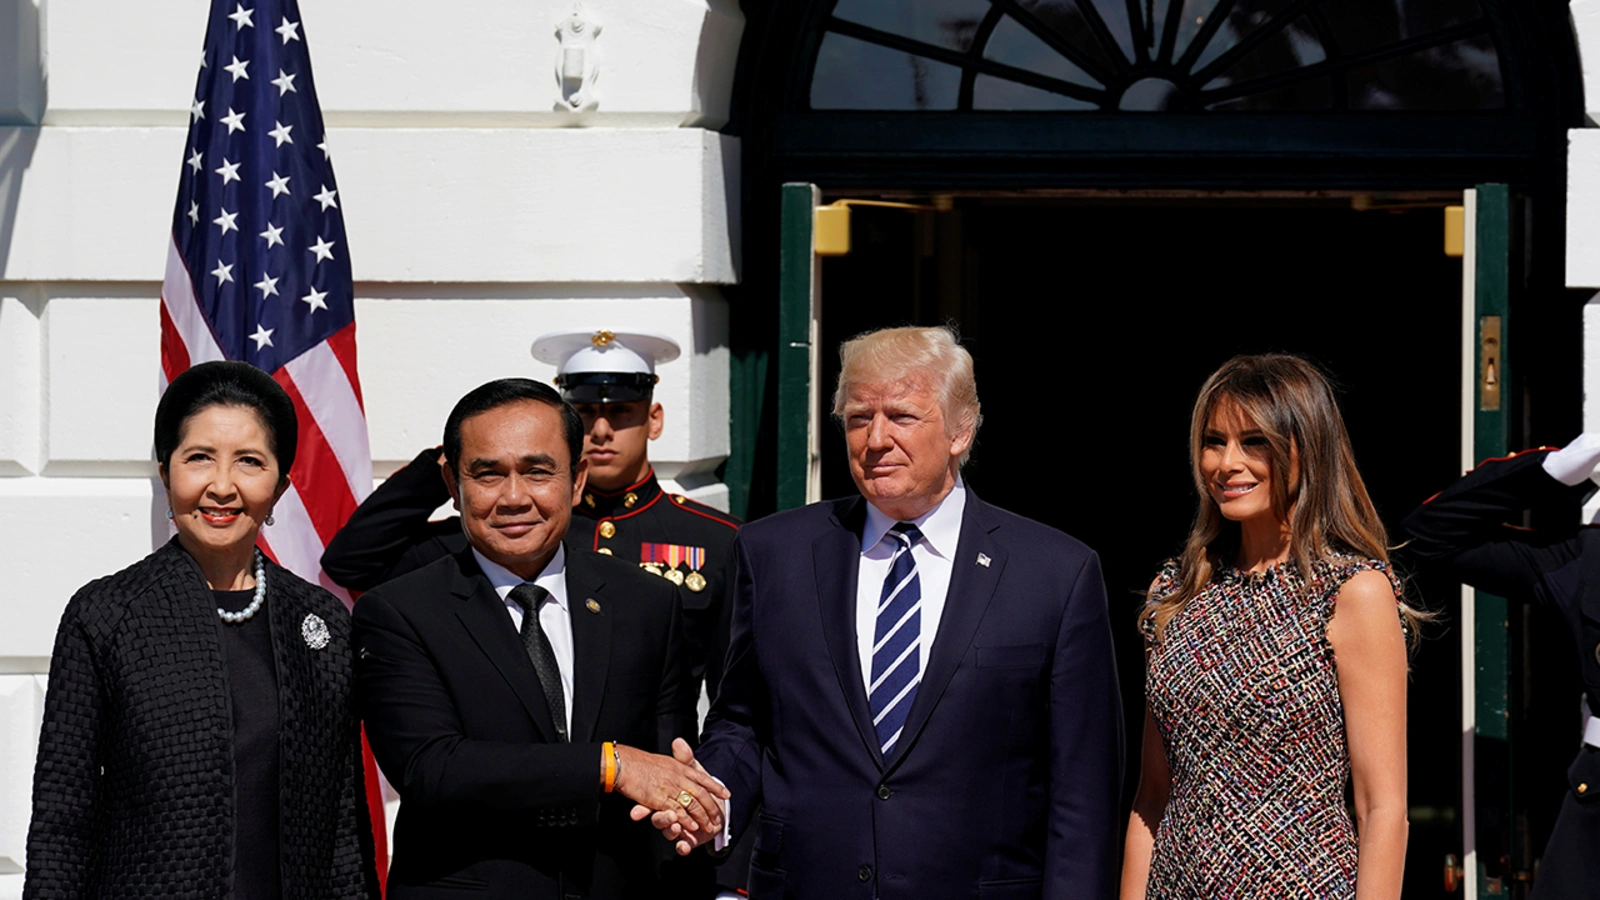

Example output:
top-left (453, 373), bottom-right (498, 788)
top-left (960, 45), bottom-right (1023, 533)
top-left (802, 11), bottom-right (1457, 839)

top-left (976, 553), bottom-right (991, 568)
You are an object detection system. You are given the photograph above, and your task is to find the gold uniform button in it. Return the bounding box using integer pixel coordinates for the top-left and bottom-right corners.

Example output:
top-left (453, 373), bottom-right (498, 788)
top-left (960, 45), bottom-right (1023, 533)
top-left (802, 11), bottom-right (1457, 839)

top-left (624, 492), bottom-right (638, 509)
top-left (597, 548), bottom-right (613, 556)
top-left (674, 494), bottom-right (687, 505)
top-left (584, 493), bottom-right (596, 508)
top-left (1580, 783), bottom-right (1590, 795)
top-left (599, 521), bottom-right (616, 539)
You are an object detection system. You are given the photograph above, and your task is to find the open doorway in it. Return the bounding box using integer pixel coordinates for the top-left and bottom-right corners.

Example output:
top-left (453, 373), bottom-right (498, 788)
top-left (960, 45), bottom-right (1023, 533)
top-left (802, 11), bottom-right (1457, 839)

top-left (816, 194), bottom-right (1466, 897)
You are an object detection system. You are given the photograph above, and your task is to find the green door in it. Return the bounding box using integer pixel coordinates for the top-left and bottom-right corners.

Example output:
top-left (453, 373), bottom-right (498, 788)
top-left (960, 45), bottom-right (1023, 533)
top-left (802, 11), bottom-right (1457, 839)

top-left (1462, 183), bottom-right (1517, 898)
top-left (776, 182), bottom-right (823, 511)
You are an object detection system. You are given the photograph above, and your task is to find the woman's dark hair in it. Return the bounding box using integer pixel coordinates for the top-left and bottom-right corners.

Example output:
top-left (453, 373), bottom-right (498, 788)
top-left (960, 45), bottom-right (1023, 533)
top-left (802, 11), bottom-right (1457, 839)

top-left (443, 378), bottom-right (584, 478)
top-left (155, 361), bottom-right (298, 480)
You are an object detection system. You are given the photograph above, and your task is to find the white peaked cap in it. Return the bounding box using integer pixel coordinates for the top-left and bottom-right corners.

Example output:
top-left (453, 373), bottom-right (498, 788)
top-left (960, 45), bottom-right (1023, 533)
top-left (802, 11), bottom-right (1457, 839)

top-left (531, 329), bottom-right (682, 376)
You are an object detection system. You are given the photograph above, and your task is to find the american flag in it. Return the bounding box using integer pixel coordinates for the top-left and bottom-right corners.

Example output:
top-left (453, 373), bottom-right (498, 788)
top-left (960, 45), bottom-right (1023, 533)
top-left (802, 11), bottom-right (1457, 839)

top-left (160, 0), bottom-right (371, 602)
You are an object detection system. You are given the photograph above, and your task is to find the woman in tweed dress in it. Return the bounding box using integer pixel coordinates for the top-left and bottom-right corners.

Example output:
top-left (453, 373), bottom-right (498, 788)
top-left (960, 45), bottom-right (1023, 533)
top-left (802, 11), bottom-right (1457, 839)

top-left (24, 361), bottom-right (379, 900)
top-left (1120, 355), bottom-right (1421, 900)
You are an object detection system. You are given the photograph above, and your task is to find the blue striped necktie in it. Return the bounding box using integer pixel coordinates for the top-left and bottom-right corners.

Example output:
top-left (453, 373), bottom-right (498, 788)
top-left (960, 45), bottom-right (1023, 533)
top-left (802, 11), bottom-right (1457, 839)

top-left (870, 522), bottom-right (924, 758)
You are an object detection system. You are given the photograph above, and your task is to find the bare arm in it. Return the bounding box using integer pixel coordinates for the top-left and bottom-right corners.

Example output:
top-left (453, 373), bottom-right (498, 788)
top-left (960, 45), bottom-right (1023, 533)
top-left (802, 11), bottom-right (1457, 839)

top-left (1328, 570), bottom-right (1409, 900)
top-left (1120, 705), bottom-right (1170, 900)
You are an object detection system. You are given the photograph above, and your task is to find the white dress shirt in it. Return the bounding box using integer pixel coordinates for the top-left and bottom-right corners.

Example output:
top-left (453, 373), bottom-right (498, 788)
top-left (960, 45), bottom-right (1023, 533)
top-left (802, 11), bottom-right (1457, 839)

top-left (855, 479), bottom-right (967, 695)
top-left (471, 545), bottom-right (575, 734)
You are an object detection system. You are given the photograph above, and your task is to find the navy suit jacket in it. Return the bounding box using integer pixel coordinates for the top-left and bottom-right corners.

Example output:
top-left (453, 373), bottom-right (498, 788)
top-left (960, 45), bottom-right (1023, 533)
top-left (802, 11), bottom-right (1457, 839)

top-left (698, 492), bottom-right (1123, 900)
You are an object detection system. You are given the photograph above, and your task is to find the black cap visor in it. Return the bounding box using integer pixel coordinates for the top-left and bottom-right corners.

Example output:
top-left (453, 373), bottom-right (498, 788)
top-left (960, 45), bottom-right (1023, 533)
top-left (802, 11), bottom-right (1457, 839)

top-left (557, 372), bottom-right (658, 404)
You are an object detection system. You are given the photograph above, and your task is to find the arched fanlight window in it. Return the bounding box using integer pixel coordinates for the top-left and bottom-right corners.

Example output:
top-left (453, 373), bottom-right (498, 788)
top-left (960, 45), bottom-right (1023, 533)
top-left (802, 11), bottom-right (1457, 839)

top-left (810, 0), bottom-right (1505, 111)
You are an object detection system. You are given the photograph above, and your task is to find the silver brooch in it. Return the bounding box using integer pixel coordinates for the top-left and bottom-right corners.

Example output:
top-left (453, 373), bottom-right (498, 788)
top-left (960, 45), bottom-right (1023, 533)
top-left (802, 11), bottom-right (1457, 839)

top-left (301, 613), bottom-right (330, 650)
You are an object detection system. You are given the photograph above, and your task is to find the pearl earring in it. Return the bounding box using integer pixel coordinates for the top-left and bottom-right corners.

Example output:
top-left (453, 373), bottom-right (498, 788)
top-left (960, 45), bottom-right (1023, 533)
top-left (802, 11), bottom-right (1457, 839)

top-left (265, 513), bottom-right (275, 527)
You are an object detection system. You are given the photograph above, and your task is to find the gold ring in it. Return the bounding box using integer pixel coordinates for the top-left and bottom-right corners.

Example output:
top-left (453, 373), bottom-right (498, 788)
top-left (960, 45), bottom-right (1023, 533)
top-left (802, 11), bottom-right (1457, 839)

top-left (676, 790), bottom-right (695, 809)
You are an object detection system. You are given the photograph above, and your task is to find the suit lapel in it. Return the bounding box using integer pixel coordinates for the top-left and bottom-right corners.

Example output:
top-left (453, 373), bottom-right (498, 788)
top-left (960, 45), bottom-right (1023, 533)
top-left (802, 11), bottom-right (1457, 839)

top-left (887, 494), bottom-right (1007, 773)
top-left (448, 549), bottom-right (561, 742)
top-left (815, 498), bottom-right (884, 769)
top-left (566, 553), bottom-right (612, 744)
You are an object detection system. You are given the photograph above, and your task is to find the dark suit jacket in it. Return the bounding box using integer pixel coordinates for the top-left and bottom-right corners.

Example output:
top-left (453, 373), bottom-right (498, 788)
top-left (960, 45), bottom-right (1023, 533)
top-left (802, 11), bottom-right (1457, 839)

top-left (353, 546), bottom-right (699, 900)
top-left (697, 492), bottom-right (1124, 900)
top-left (1403, 449), bottom-right (1600, 900)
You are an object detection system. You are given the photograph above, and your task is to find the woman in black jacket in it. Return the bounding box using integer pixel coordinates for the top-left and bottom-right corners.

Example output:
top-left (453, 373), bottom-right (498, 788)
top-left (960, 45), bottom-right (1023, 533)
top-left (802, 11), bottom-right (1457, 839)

top-left (24, 361), bottom-right (379, 900)
top-left (1403, 434), bottom-right (1600, 900)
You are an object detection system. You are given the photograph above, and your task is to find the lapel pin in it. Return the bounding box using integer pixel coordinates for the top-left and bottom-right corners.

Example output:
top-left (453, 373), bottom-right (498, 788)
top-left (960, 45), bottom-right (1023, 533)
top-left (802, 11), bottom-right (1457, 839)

top-left (976, 553), bottom-right (991, 568)
top-left (301, 613), bottom-right (330, 650)
top-left (586, 598), bottom-right (602, 614)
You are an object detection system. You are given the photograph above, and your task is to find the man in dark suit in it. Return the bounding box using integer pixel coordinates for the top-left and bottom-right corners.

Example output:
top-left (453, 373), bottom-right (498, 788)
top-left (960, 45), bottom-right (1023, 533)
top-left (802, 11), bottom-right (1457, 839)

top-left (354, 378), bottom-right (727, 899)
top-left (647, 326), bottom-right (1125, 899)
top-left (1403, 435), bottom-right (1600, 900)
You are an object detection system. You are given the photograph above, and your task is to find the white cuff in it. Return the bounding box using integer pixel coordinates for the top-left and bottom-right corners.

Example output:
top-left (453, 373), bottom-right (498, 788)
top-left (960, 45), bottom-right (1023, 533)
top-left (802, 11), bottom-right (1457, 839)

top-left (1542, 433), bottom-right (1600, 486)
top-left (711, 776), bottom-right (731, 852)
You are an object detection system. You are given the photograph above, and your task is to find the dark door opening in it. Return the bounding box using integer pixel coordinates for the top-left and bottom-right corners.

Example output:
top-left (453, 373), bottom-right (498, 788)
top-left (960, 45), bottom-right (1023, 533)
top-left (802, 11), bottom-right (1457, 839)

top-left (816, 196), bottom-right (1467, 897)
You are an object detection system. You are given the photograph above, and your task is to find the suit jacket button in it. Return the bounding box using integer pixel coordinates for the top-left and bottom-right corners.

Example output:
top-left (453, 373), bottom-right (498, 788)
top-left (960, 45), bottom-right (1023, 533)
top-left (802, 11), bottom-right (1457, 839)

top-left (857, 865), bottom-right (872, 882)
top-left (876, 785), bottom-right (891, 800)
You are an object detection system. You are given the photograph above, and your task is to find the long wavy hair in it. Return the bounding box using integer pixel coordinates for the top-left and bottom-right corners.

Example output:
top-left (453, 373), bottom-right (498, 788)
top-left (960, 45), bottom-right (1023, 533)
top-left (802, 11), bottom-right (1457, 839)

top-left (1142, 354), bottom-right (1425, 649)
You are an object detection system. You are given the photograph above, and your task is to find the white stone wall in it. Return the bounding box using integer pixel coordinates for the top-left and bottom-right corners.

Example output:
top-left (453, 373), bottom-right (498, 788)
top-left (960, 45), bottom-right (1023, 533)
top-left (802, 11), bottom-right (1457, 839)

top-left (0, 1), bottom-right (743, 889)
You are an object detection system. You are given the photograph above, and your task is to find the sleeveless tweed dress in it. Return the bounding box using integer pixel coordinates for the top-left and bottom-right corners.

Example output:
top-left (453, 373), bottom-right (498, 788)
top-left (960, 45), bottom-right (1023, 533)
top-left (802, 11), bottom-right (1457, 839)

top-left (1140, 556), bottom-right (1401, 899)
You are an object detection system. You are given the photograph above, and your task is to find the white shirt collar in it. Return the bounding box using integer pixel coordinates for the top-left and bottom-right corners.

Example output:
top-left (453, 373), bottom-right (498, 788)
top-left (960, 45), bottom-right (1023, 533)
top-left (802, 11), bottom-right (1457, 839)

top-left (862, 476), bottom-right (966, 558)
top-left (471, 544), bottom-right (569, 610)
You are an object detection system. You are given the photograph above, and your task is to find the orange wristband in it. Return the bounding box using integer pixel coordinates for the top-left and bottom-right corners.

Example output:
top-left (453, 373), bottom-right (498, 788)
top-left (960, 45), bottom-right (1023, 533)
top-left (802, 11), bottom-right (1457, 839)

top-left (602, 741), bottom-right (617, 793)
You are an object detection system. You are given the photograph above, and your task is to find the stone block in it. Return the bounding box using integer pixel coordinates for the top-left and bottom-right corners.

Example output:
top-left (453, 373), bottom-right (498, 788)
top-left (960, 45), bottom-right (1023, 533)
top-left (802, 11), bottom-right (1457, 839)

top-left (1570, 130), bottom-right (1600, 288)
top-left (0, 296), bottom-right (41, 476)
top-left (43, 297), bottom-right (162, 474)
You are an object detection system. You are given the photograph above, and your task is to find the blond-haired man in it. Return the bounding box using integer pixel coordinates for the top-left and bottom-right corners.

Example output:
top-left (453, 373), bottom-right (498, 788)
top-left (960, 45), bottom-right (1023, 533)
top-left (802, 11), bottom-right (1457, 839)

top-left (654, 326), bottom-right (1125, 899)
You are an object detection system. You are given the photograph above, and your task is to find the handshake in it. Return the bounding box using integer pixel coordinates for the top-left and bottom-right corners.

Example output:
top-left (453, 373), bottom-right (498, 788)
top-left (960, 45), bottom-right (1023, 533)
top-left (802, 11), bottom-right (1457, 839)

top-left (616, 738), bottom-right (728, 857)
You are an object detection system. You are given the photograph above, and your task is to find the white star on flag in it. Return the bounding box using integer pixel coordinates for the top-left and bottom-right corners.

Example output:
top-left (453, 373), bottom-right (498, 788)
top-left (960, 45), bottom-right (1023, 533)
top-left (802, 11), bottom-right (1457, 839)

top-left (221, 108), bottom-right (246, 134)
top-left (301, 287), bottom-right (329, 313)
top-left (249, 324), bottom-right (274, 350)
top-left (268, 121), bottom-right (294, 147)
top-left (214, 208), bottom-right (240, 235)
top-left (276, 16), bottom-right (301, 44)
top-left (317, 138), bottom-right (330, 160)
top-left (224, 55), bottom-right (251, 82)
top-left (188, 202), bottom-right (200, 225)
top-left (309, 236), bottom-right (336, 263)
top-left (228, 3), bottom-right (254, 28)
top-left (260, 222), bottom-right (285, 248)
top-left (211, 260), bottom-right (234, 285)
top-left (265, 172), bottom-right (291, 198)
top-left (271, 69), bottom-right (297, 96)
top-left (215, 158), bottom-right (241, 185)
top-left (312, 185), bottom-right (338, 211)
top-left (187, 149), bottom-right (204, 173)
top-left (254, 274), bottom-right (280, 298)
top-left (191, 99), bottom-right (206, 121)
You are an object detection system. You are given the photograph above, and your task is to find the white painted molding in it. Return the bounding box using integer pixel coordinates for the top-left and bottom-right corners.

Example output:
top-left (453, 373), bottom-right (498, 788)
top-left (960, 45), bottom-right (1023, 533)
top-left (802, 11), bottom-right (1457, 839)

top-left (1569, 130), bottom-right (1600, 288)
top-left (0, 126), bottom-right (740, 284)
top-left (555, 4), bottom-right (604, 114)
top-left (1575, 0), bottom-right (1600, 122)
top-left (43, 0), bottom-right (744, 129)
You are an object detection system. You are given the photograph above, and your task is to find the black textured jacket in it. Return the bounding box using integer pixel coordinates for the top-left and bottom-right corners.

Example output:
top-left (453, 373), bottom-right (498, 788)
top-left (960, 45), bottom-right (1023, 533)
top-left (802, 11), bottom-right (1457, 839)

top-left (24, 538), bottom-right (380, 900)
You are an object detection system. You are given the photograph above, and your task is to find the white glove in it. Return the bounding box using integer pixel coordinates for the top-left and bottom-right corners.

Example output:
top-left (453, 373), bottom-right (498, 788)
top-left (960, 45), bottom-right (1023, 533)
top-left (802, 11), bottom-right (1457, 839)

top-left (1541, 433), bottom-right (1600, 486)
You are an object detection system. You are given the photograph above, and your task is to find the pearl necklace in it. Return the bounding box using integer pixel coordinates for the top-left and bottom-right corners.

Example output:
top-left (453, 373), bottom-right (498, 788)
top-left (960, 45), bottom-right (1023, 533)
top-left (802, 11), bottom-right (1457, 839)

top-left (218, 551), bottom-right (267, 624)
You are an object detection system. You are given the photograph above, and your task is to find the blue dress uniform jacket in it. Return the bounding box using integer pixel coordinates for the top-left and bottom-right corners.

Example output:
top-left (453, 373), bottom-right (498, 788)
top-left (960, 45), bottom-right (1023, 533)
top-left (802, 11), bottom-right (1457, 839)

top-left (697, 493), bottom-right (1124, 900)
top-left (1402, 448), bottom-right (1600, 900)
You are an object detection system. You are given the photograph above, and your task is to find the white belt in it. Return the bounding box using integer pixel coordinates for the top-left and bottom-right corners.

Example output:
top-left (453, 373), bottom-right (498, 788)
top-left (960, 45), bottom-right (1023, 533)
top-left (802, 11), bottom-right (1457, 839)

top-left (1585, 715), bottom-right (1600, 749)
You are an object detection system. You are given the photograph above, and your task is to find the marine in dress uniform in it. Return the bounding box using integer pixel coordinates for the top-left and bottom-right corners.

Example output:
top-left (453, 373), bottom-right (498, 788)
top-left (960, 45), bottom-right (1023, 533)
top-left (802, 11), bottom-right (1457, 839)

top-left (1403, 435), bottom-right (1600, 900)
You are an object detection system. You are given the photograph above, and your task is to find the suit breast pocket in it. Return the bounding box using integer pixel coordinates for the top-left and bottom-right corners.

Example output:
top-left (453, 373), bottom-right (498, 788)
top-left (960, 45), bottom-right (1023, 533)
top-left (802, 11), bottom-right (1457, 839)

top-left (975, 644), bottom-right (1046, 669)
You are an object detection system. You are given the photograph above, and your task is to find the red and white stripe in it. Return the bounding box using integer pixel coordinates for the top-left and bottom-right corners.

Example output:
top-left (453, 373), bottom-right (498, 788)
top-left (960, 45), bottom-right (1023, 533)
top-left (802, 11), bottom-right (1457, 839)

top-left (158, 235), bottom-right (372, 608)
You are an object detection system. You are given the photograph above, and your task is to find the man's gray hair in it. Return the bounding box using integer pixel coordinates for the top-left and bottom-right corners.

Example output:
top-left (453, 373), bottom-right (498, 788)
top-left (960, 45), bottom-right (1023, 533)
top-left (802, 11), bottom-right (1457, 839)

top-left (831, 325), bottom-right (983, 466)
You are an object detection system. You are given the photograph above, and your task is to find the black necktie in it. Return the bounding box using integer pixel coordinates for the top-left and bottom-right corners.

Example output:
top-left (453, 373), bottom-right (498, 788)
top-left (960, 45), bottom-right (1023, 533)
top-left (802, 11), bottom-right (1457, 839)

top-left (508, 583), bottom-right (568, 742)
